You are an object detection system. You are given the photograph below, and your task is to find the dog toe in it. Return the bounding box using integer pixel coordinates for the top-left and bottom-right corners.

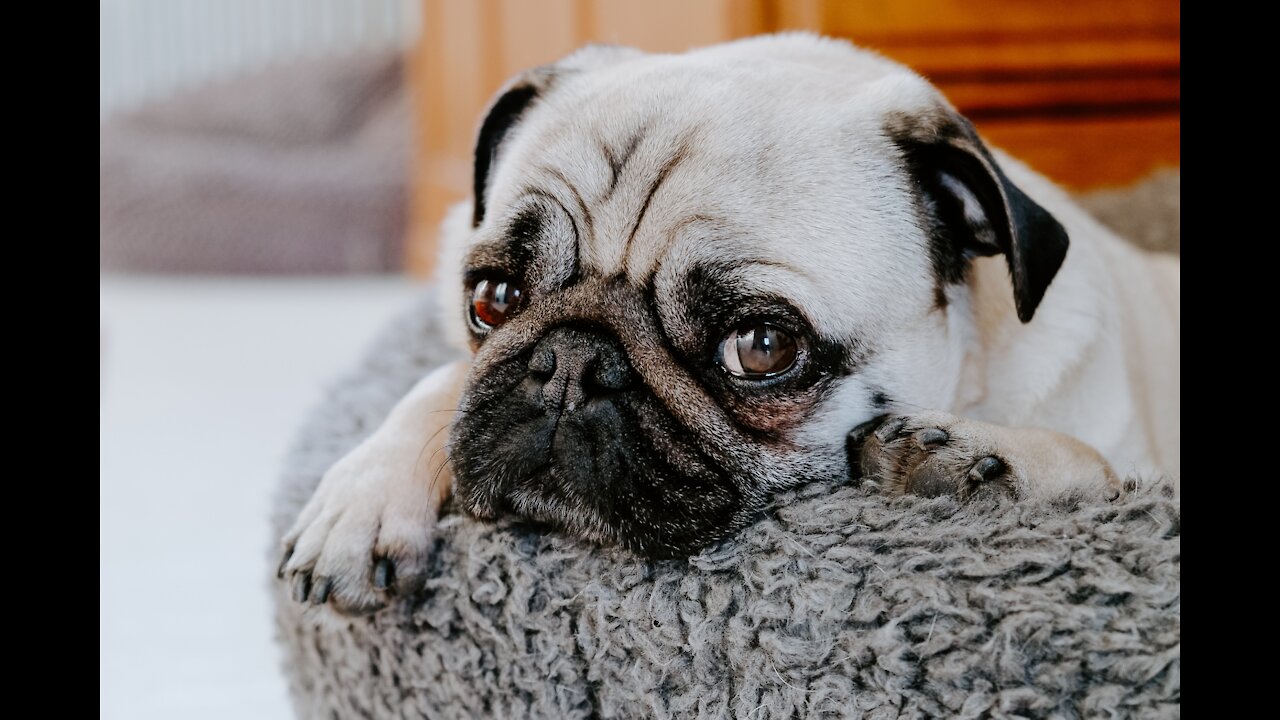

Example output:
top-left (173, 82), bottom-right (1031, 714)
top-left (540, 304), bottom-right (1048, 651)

top-left (309, 577), bottom-right (333, 605)
top-left (276, 545), bottom-right (294, 580)
top-left (847, 415), bottom-right (888, 447)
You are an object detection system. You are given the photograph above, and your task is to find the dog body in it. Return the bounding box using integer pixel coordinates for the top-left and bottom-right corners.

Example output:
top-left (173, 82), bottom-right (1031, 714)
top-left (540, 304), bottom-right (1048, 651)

top-left (938, 155), bottom-right (1180, 481)
top-left (279, 34), bottom-right (1178, 614)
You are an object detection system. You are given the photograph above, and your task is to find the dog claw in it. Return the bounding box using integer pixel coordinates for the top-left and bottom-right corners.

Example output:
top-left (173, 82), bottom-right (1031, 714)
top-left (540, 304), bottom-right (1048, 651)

top-left (310, 577), bottom-right (332, 605)
top-left (875, 416), bottom-right (909, 442)
top-left (913, 428), bottom-right (949, 449)
top-left (969, 456), bottom-right (1005, 484)
top-left (848, 415), bottom-right (888, 447)
top-left (276, 546), bottom-right (294, 580)
top-left (374, 558), bottom-right (395, 591)
top-left (292, 572), bottom-right (312, 604)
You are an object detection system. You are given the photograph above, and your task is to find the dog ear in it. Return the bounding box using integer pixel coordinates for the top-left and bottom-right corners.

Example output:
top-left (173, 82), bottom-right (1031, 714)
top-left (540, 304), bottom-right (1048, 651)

top-left (893, 113), bottom-right (1069, 323)
top-left (472, 45), bottom-right (645, 228)
top-left (471, 72), bottom-right (551, 227)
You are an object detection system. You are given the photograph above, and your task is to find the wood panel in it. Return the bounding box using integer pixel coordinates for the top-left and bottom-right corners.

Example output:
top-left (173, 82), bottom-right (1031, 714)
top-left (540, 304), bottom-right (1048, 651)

top-left (982, 114), bottom-right (1179, 190)
top-left (818, 0), bottom-right (1178, 37)
top-left (408, 0), bottom-right (1179, 274)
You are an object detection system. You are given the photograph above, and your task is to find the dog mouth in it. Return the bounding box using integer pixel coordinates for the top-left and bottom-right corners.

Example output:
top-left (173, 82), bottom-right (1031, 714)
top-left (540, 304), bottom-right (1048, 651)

top-left (452, 415), bottom-right (636, 549)
top-left (465, 459), bottom-right (611, 523)
top-left (450, 407), bottom-right (751, 558)
top-left (481, 466), bottom-right (623, 544)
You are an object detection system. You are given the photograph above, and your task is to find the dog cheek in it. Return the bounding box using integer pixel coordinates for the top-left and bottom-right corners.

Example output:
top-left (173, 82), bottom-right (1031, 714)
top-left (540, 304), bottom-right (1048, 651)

top-left (720, 385), bottom-right (831, 439)
top-left (450, 364), bottom-right (543, 504)
top-left (740, 401), bottom-right (812, 435)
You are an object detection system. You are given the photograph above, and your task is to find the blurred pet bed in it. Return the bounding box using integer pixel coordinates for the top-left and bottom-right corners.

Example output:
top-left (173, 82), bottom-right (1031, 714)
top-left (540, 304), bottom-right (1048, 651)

top-left (99, 50), bottom-right (408, 274)
top-left (271, 173), bottom-right (1179, 719)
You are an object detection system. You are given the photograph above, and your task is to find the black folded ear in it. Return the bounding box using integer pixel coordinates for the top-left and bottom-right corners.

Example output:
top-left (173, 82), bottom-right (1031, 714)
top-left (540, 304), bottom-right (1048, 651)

top-left (471, 44), bottom-right (645, 228)
top-left (892, 113), bottom-right (1069, 323)
top-left (471, 70), bottom-right (553, 227)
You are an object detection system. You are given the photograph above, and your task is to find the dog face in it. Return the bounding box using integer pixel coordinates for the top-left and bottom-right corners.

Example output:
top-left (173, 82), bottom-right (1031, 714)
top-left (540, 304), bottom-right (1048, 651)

top-left (441, 35), bottom-right (1068, 558)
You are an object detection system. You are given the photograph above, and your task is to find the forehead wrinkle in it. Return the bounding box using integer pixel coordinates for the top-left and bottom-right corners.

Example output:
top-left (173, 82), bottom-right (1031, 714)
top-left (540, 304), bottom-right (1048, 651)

top-left (623, 213), bottom-right (723, 286)
top-left (622, 135), bottom-right (693, 266)
top-left (599, 121), bottom-right (650, 205)
top-left (536, 166), bottom-right (594, 243)
top-left (579, 124), bottom-right (701, 277)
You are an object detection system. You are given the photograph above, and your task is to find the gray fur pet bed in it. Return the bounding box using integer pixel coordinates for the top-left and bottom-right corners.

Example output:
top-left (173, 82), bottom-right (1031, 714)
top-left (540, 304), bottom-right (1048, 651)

top-left (272, 178), bottom-right (1180, 719)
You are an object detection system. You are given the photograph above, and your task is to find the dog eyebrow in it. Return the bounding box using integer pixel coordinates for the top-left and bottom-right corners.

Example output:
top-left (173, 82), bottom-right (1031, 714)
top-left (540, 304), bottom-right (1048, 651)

top-left (739, 258), bottom-right (808, 276)
top-left (680, 259), bottom-right (810, 305)
top-left (464, 201), bottom-right (545, 274)
top-left (465, 190), bottom-right (579, 284)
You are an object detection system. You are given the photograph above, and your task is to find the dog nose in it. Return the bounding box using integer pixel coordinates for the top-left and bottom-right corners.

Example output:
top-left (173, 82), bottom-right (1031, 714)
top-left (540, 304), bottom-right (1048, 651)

top-left (527, 327), bottom-right (634, 412)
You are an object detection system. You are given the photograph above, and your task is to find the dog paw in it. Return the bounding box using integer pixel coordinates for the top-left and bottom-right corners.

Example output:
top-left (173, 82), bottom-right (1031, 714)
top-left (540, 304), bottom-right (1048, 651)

top-left (847, 410), bottom-right (1125, 502)
top-left (848, 412), bottom-right (1024, 499)
top-left (277, 442), bottom-right (449, 616)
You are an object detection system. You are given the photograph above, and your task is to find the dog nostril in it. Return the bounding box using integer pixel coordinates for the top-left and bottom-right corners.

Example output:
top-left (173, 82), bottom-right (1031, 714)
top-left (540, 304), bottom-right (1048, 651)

top-left (527, 328), bottom-right (633, 405)
top-left (528, 348), bottom-right (556, 378)
top-left (591, 355), bottom-right (633, 392)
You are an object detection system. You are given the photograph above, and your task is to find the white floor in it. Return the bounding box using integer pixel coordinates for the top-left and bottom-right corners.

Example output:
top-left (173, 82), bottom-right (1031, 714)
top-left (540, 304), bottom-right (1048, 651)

top-left (100, 276), bottom-right (424, 720)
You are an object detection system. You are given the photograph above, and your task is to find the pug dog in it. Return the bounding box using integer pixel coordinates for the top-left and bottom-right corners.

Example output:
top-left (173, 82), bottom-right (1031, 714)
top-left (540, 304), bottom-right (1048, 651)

top-left (278, 33), bottom-right (1179, 614)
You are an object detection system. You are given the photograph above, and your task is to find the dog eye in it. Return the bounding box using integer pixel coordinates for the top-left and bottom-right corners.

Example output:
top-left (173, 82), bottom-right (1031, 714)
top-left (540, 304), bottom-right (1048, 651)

top-left (470, 279), bottom-right (523, 331)
top-left (719, 323), bottom-right (798, 378)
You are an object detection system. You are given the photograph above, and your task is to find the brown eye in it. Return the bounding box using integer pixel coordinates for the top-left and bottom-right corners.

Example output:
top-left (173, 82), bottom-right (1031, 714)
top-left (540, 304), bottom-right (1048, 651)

top-left (470, 279), bottom-right (523, 331)
top-left (719, 323), bottom-right (798, 378)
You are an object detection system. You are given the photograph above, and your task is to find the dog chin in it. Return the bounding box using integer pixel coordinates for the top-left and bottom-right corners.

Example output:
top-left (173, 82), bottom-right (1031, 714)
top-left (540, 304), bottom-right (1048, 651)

top-left (453, 435), bottom-right (752, 559)
top-left (456, 465), bottom-right (640, 555)
top-left (487, 472), bottom-right (620, 543)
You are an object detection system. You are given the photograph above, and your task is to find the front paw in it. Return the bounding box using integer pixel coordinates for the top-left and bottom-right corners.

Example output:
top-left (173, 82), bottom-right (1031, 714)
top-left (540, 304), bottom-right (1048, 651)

top-left (277, 445), bottom-right (447, 616)
top-left (847, 412), bottom-right (1122, 501)
top-left (848, 412), bottom-right (1021, 500)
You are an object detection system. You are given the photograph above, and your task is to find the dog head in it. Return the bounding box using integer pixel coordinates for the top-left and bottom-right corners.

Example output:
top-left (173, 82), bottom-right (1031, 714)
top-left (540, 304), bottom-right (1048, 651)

top-left (440, 34), bottom-right (1069, 557)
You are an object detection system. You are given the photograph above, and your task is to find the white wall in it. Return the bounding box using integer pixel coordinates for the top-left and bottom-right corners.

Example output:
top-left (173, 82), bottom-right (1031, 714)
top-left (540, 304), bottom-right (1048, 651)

top-left (99, 0), bottom-right (421, 118)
